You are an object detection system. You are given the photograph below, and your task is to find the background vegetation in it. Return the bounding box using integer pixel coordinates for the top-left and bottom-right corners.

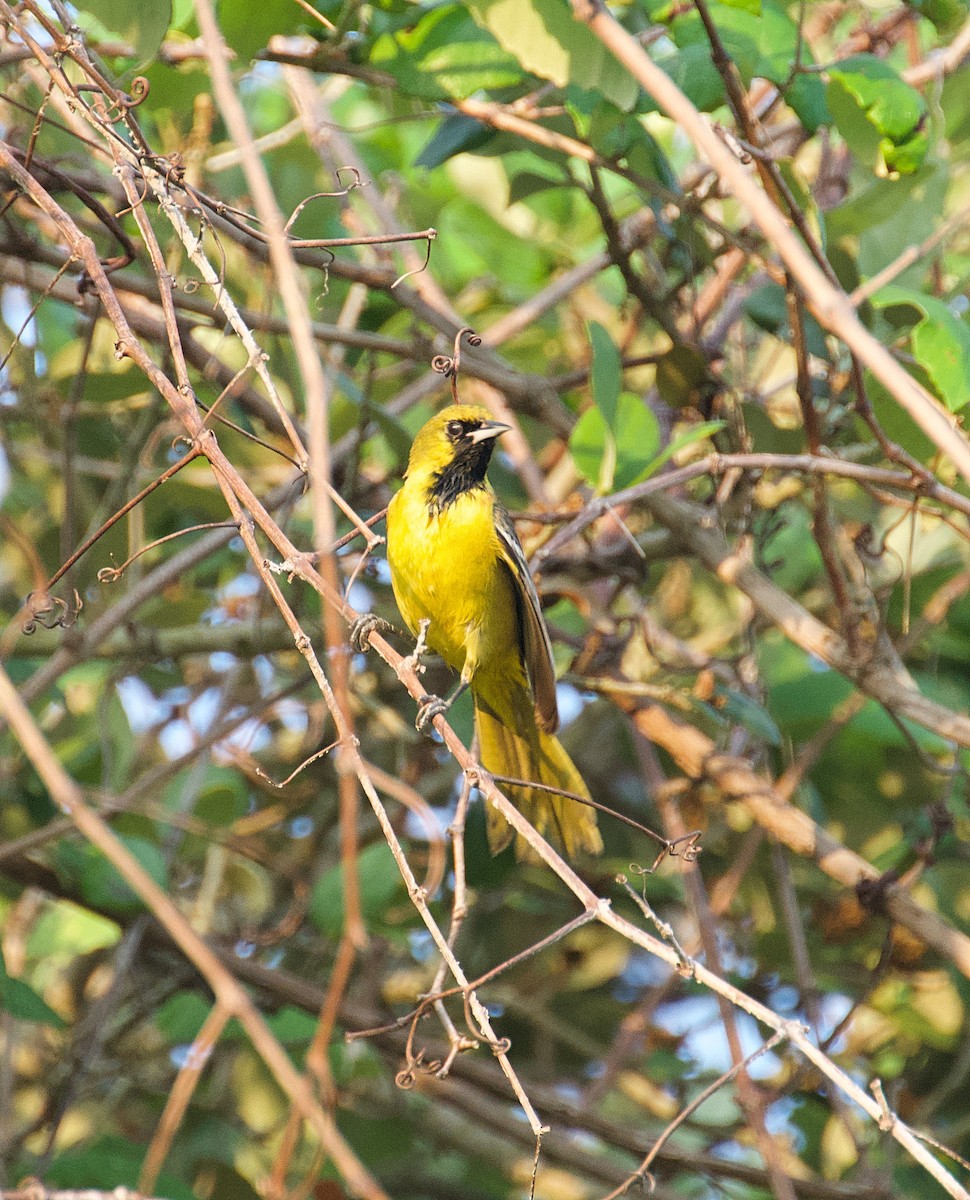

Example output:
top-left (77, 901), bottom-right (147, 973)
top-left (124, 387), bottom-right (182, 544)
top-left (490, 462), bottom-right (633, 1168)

top-left (2, 1), bottom-right (970, 1198)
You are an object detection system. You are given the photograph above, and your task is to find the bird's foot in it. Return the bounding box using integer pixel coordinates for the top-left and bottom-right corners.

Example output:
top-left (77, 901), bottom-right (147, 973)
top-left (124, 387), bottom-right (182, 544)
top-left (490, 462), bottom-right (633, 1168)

top-left (415, 693), bottom-right (450, 735)
top-left (349, 613), bottom-right (396, 653)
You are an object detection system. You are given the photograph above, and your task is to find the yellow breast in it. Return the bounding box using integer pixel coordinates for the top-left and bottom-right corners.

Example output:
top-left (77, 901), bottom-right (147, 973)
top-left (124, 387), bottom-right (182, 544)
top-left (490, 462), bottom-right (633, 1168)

top-left (386, 480), bottom-right (519, 680)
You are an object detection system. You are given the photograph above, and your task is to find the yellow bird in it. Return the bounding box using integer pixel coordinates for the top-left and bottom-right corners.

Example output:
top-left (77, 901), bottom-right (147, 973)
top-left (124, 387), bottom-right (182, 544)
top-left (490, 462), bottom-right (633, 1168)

top-left (383, 404), bottom-right (602, 861)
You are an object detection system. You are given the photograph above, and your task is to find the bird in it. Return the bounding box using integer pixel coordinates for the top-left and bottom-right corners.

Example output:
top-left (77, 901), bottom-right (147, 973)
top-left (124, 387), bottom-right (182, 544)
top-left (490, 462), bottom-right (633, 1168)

top-left (381, 403), bottom-right (602, 861)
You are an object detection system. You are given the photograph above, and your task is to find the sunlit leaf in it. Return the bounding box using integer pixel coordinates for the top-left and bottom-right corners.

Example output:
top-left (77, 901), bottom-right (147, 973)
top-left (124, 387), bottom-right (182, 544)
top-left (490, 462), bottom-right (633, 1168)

top-left (612, 393), bottom-right (661, 490)
top-left (872, 286), bottom-right (970, 411)
top-left (569, 403), bottom-right (614, 492)
top-left (827, 56), bottom-right (928, 175)
top-left (468, 0), bottom-right (640, 110)
top-left (372, 4), bottom-right (525, 101)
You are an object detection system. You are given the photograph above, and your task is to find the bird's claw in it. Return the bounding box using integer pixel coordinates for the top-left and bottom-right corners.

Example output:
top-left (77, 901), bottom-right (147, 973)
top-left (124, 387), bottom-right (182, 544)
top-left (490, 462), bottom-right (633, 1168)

top-left (415, 694), bottom-right (449, 735)
top-left (349, 613), bottom-right (394, 653)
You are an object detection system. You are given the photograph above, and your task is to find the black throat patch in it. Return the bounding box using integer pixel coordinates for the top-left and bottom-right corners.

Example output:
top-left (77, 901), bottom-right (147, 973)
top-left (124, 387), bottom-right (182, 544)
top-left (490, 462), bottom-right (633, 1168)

top-left (427, 438), bottom-right (497, 510)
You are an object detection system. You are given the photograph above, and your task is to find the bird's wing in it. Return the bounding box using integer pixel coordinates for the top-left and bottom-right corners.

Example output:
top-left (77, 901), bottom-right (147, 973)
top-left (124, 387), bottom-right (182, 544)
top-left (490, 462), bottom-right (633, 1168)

top-left (494, 502), bottom-right (559, 733)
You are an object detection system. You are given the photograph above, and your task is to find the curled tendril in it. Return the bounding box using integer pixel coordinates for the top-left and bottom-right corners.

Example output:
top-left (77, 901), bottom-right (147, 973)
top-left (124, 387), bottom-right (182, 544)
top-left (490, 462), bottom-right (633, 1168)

top-left (334, 165), bottom-right (364, 190)
top-left (95, 77), bottom-right (151, 124)
top-left (127, 77), bottom-right (150, 106)
top-left (312, 252), bottom-right (334, 305)
top-left (432, 326), bottom-right (482, 378)
top-left (22, 589), bottom-right (82, 634)
top-left (432, 327), bottom-right (482, 402)
top-left (395, 1047), bottom-right (443, 1090)
top-left (97, 562), bottom-right (123, 584)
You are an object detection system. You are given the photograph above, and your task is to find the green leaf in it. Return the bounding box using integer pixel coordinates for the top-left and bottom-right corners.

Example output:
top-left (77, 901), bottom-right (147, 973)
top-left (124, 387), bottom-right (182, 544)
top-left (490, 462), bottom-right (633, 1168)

top-left (587, 321), bottom-right (621, 426)
top-left (171, 0), bottom-right (195, 30)
top-left (218, 0), bottom-right (301, 61)
top-left (612, 394), bottom-right (661, 490)
top-left (867, 375), bottom-right (936, 461)
top-left (829, 56), bottom-right (924, 142)
top-left (569, 404), bottom-right (614, 492)
top-left (309, 842), bottom-right (404, 937)
top-left (667, 6), bottom-right (762, 89)
top-left (942, 65), bottom-right (970, 155)
top-left (0, 948), bottom-right (67, 1028)
top-left (75, 0), bottom-right (172, 63)
top-left (906, 0), bottom-right (967, 35)
top-left (583, 103), bottom-right (677, 184)
top-left (27, 903), bottom-right (119, 959)
top-left (746, 281), bottom-right (787, 332)
top-left (468, 0), bottom-right (640, 111)
top-left (715, 687), bottom-right (783, 746)
top-left (372, 5), bottom-right (523, 102)
top-left (783, 73), bottom-right (830, 134)
top-left (881, 128), bottom-right (931, 175)
top-left (508, 169), bottom-right (569, 203)
top-left (155, 992), bottom-right (214, 1043)
top-left (827, 56), bottom-right (928, 175)
top-left (196, 770), bottom-right (249, 826)
top-left (660, 0), bottom-right (824, 123)
top-left (640, 419), bottom-right (725, 480)
top-left (755, 2), bottom-right (828, 131)
top-left (266, 1006), bottom-right (318, 1045)
top-left (77, 835), bottom-right (169, 914)
top-left (872, 286), bottom-right (970, 411)
top-left (416, 115), bottom-right (495, 170)
top-left (655, 42), bottom-right (726, 112)
top-left (825, 165), bottom-right (940, 240)
top-left (46, 1136), bottom-right (196, 1200)
top-left (572, 392), bottom-right (665, 493)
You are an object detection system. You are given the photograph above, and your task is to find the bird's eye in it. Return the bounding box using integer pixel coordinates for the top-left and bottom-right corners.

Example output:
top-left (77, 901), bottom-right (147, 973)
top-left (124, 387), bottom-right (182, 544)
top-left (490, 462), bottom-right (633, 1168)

top-left (446, 420), bottom-right (465, 440)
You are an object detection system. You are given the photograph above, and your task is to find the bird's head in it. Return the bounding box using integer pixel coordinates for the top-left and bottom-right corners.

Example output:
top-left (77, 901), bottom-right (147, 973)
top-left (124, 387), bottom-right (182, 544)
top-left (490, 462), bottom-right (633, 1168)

top-left (405, 405), bottom-right (511, 507)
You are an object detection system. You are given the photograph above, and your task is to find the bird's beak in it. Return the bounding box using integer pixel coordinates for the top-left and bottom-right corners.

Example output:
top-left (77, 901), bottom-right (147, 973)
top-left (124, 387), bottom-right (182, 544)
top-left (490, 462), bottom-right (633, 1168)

top-left (466, 420), bottom-right (511, 444)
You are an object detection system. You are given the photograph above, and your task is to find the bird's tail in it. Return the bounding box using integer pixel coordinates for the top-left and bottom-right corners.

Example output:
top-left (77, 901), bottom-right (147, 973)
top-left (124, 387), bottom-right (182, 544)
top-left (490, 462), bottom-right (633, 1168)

top-left (473, 687), bottom-right (602, 861)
